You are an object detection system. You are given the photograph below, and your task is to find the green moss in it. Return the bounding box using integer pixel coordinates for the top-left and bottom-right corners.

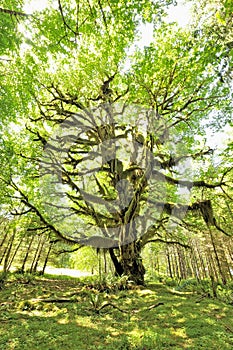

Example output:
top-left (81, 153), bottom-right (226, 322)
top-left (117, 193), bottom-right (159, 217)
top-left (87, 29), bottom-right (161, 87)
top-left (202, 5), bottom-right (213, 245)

top-left (0, 275), bottom-right (233, 349)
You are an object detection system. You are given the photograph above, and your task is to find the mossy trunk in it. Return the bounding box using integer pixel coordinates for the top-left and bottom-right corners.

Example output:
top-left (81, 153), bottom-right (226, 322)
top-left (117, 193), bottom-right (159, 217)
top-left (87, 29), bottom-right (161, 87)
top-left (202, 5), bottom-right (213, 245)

top-left (109, 242), bottom-right (145, 285)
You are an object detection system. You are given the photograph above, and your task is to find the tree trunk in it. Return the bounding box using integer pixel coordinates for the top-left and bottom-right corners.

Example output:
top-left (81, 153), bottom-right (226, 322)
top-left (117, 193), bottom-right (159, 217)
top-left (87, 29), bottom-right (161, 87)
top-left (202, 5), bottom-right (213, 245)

top-left (98, 251), bottom-right (102, 281)
top-left (109, 242), bottom-right (145, 285)
top-left (109, 248), bottom-right (124, 276)
top-left (177, 245), bottom-right (187, 279)
top-left (190, 245), bottom-right (200, 282)
top-left (7, 235), bottom-right (24, 271)
top-left (209, 227), bottom-right (226, 284)
top-left (119, 241), bottom-right (145, 285)
top-left (41, 241), bottom-right (54, 275)
top-left (3, 229), bottom-right (16, 273)
top-left (206, 249), bottom-right (218, 281)
top-left (166, 246), bottom-right (173, 278)
top-left (196, 243), bottom-right (207, 279)
top-left (31, 235), bottom-right (46, 273)
top-left (0, 237), bottom-right (10, 264)
top-left (218, 238), bottom-right (232, 282)
top-left (21, 235), bottom-right (34, 272)
top-left (170, 247), bottom-right (177, 278)
top-left (174, 249), bottom-right (181, 280)
top-left (0, 232), bottom-right (8, 251)
top-left (103, 249), bottom-right (107, 274)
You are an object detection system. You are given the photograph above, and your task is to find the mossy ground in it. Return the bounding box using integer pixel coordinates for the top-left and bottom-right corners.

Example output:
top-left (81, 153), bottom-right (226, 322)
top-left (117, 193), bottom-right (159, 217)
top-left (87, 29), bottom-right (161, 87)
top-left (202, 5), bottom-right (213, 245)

top-left (0, 273), bottom-right (233, 349)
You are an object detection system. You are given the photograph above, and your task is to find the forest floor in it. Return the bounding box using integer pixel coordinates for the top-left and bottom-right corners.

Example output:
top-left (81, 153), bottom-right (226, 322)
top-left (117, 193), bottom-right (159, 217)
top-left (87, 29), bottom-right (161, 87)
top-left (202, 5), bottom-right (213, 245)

top-left (0, 273), bottom-right (233, 350)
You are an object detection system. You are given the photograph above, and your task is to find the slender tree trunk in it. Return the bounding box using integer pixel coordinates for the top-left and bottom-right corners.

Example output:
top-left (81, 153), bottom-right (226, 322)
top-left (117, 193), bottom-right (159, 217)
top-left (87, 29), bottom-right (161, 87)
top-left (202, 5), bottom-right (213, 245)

top-left (209, 227), bottom-right (226, 284)
top-left (174, 249), bottom-right (181, 280)
top-left (210, 274), bottom-right (217, 298)
top-left (226, 243), bottom-right (233, 263)
top-left (41, 241), bottom-right (54, 275)
top-left (177, 246), bottom-right (187, 279)
top-left (166, 246), bottom-right (173, 278)
top-left (104, 249), bottom-right (108, 274)
top-left (148, 246), bottom-right (155, 276)
top-left (21, 235), bottom-right (34, 272)
top-left (0, 232), bottom-right (8, 252)
top-left (224, 240), bottom-right (233, 279)
top-left (206, 248), bottom-right (218, 281)
top-left (98, 251), bottom-right (102, 281)
top-left (31, 235), bottom-right (46, 273)
top-left (187, 252), bottom-right (195, 278)
top-left (170, 247), bottom-right (177, 279)
top-left (184, 250), bottom-right (193, 278)
top-left (196, 244), bottom-right (207, 279)
top-left (3, 229), bottom-right (16, 273)
top-left (0, 238), bottom-right (10, 264)
top-left (7, 235), bottom-right (24, 271)
top-left (30, 236), bottom-right (40, 273)
top-left (190, 246), bottom-right (200, 282)
top-left (156, 255), bottom-right (160, 275)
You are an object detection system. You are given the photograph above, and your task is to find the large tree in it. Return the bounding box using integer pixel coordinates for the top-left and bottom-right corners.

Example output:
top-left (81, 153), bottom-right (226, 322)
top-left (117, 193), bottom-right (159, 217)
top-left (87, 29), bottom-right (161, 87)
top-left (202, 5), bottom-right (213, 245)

top-left (1, 0), bottom-right (232, 284)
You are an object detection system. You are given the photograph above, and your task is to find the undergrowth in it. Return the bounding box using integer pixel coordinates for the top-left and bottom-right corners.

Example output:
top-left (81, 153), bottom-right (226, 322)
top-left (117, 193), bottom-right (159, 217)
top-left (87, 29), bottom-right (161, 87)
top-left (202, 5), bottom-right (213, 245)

top-left (172, 277), bottom-right (233, 304)
top-left (0, 272), bottom-right (233, 349)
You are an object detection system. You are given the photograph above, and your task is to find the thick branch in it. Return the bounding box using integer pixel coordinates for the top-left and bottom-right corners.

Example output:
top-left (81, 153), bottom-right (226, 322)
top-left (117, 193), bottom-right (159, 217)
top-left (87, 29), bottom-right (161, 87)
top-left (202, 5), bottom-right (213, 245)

top-left (57, 245), bottom-right (84, 255)
top-left (153, 169), bottom-right (226, 189)
top-left (0, 7), bottom-right (30, 17)
top-left (7, 179), bottom-right (79, 245)
top-left (159, 147), bottom-right (213, 169)
top-left (146, 238), bottom-right (191, 249)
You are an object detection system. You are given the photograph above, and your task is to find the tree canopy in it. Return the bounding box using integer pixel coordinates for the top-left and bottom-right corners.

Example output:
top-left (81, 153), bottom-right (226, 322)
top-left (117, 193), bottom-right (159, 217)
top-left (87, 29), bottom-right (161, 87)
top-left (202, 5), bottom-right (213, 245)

top-left (0, 0), bottom-right (232, 284)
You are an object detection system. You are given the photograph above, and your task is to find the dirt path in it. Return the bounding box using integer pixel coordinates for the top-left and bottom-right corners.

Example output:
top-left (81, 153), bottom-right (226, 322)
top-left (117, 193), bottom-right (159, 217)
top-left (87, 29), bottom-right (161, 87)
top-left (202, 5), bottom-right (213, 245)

top-left (0, 265), bottom-right (92, 278)
top-left (44, 266), bottom-right (92, 278)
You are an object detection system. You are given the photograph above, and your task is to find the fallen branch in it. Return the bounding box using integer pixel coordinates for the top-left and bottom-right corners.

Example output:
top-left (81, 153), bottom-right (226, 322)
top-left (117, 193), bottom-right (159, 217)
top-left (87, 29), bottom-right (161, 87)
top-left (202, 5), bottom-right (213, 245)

top-left (224, 324), bottom-right (233, 334)
top-left (95, 302), bottom-right (127, 314)
top-left (0, 301), bottom-right (14, 306)
top-left (195, 293), bottom-right (211, 303)
top-left (31, 298), bottom-right (78, 303)
top-left (148, 302), bottom-right (164, 310)
top-left (32, 297), bottom-right (127, 313)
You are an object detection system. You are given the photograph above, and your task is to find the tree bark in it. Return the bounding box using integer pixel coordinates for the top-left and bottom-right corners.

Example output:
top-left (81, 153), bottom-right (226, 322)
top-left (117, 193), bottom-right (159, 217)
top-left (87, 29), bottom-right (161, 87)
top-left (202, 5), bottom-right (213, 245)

top-left (196, 243), bottom-right (207, 279)
top-left (7, 235), bottom-right (24, 271)
top-left (0, 232), bottom-right (8, 251)
top-left (41, 241), bottom-right (54, 275)
top-left (209, 227), bottom-right (226, 284)
top-left (0, 237), bottom-right (10, 264)
top-left (119, 241), bottom-right (145, 285)
top-left (109, 242), bottom-right (145, 285)
top-left (177, 245), bottom-right (187, 279)
top-left (166, 246), bottom-right (173, 278)
top-left (109, 248), bottom-right (124, 276)
top-left (3, 229), bottom-right (16, 272)
top-left (218, 238), bottom-right (232, 282)
top-left (31, 235), bottom-right (46, 273)
top-left (21, 235), bottom-right (34, 272)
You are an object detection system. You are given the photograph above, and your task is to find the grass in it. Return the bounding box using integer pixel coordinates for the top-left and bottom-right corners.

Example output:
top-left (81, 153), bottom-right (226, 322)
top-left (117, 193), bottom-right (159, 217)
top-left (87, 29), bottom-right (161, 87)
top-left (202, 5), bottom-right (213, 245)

top-left (0, 273), bottom-right (233, 349)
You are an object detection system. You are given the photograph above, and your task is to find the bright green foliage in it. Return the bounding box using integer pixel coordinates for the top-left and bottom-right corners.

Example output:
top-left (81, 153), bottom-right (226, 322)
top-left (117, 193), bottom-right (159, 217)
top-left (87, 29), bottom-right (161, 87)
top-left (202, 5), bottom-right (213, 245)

top-left (0, 0), bottom-right (24, 54)
top-left (0, 0), bottom-right (232, 282)
top-left (189, 0), bottom-right (233, 85)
